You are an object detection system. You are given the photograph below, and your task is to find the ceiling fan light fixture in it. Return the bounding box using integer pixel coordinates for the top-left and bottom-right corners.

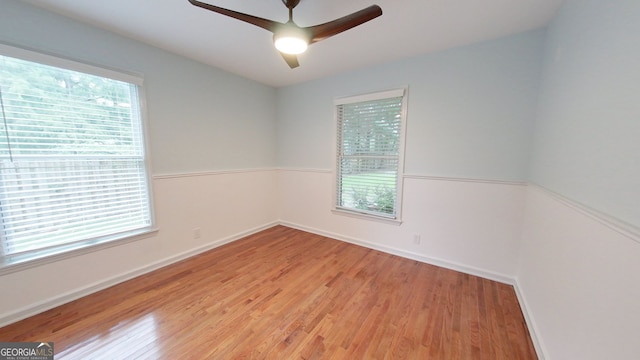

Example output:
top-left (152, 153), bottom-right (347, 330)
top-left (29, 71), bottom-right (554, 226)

top-left (273, 23), bottom-right (309, 54)
top-left (274, 36), bottom-right (308, 54)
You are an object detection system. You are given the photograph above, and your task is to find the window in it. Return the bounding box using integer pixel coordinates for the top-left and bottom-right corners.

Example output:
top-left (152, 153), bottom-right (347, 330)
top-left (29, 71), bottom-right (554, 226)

top-left (334, 88), bottom-right (407, 221)
top-left (0, 45), bottom-right (154, 267)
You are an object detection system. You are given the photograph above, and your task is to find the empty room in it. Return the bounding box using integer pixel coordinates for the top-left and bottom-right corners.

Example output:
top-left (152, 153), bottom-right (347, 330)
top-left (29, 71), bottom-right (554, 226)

top-left (0, 0), bottom-right (638, 359)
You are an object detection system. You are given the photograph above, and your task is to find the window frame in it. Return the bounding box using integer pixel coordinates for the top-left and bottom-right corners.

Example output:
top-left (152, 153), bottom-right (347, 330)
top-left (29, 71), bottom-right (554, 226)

top-left (331, 87), bottom-right (408, 224)
top-left (0, 43), bottom-right (157, 274)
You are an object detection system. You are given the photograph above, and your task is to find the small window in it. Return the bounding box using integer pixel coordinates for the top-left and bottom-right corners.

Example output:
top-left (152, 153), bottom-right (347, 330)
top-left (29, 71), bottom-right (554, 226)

top-left (334, 88), bottom-right (407, 221)
top-left (0, 45), bottom-right (154, 267)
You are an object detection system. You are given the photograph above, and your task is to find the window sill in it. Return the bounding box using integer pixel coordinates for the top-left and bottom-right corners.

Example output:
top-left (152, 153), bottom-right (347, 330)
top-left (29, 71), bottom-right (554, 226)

top-left (0, 228), bottom-right (159, 276)
top-left (331, 209), bottom-right (403, 226)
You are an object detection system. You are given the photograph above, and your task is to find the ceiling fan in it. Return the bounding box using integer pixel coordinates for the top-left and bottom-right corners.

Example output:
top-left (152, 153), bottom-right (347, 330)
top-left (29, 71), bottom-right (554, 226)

top-left (187, 0), bottom-right (383, 69)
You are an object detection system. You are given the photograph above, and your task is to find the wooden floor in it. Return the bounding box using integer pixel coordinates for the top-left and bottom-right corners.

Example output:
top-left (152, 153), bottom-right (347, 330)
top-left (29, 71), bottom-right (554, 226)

top-left (0, 226), bottom-right (537, 359)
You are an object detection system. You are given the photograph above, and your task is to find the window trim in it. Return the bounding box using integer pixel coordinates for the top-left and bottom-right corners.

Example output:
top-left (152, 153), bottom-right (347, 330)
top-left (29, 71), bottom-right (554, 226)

top-left (0, 228), bottom-right (159, 275)
top-left (0, 42), bottom-right (143, 85)
top-left (0, 42), bottom-right (157, 273)
top-left (331, 87), bottom-right (408, 224)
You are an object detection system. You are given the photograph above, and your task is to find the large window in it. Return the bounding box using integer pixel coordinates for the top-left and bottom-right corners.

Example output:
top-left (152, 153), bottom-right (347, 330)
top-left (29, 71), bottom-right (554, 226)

top-left (0, 45), bottom-right (154, 267)
top-left (334, 88), bottom-right (407, 221)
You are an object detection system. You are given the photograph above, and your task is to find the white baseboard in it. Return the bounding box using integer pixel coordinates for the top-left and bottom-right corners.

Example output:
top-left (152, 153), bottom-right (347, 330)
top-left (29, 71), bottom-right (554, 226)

top-left (279, 220), bottom-right (550, 359)
top-left (0, 221), bottom-right (279, 328)
top-left (278, 220), bottom-right (514, 285)
top-left (513, 279), bottom-right (548, 360)
top-left (1, 219), bottom-right (547, 360)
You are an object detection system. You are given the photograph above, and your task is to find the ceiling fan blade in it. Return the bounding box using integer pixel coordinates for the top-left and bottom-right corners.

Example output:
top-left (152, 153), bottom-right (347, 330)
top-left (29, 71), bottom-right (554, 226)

top-left (306, 5), bottom-right (382, 44)
top-left (280, 52), bottom-right (300, 68)
top-left (188, 0), bottom-right (280, 32)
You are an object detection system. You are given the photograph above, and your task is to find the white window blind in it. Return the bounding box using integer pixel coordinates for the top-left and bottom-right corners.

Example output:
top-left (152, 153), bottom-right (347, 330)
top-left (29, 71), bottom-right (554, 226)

top-left (335, 89), bottom-right (406, 219)
top-left (0, 50), bottom-right (153, 263)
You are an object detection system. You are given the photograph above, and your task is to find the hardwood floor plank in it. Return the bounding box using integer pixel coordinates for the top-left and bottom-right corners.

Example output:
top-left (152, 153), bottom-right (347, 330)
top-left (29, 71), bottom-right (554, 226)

top-left (0, 226), bottom-right (538, 359)
top-left (466, 275), bottom-right (483, 359)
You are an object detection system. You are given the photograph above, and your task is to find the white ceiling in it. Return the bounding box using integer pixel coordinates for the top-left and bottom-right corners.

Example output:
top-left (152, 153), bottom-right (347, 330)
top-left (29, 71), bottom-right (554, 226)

top-left (21, 0), bottom-right (565, 87)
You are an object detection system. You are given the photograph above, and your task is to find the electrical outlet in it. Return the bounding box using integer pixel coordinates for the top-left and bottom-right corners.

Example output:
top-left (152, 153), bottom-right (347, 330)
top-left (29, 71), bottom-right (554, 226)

top-left (413, 233), bottom-right (421, 245)
top-left (193, 227), bottom-right (201, 239)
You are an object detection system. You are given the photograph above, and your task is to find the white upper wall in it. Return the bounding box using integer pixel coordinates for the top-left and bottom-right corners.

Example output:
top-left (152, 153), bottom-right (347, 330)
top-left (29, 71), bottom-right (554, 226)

top-left (0, 0), bottom-right (278, 176)
top-left (276, 30), bottom-right (545, 182)
top-left (529, 0), bottom-right (640, 228)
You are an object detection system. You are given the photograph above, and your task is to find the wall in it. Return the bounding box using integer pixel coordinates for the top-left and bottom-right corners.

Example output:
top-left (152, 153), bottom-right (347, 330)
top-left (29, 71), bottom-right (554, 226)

top-left (0, 0), bottom-right (279, 325)
top-left (0, 1), bottom-right (277, 175)
top-left (518, 187), bottom-right (640, 360)
top-left (518, 0), bottom-right (640, 359)
top-left (528, 0), bottom-right (640, 228)
top-left (276, 30), bottom-right (545, 280)
top-left (4, 1), bottom-right (638, 358)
